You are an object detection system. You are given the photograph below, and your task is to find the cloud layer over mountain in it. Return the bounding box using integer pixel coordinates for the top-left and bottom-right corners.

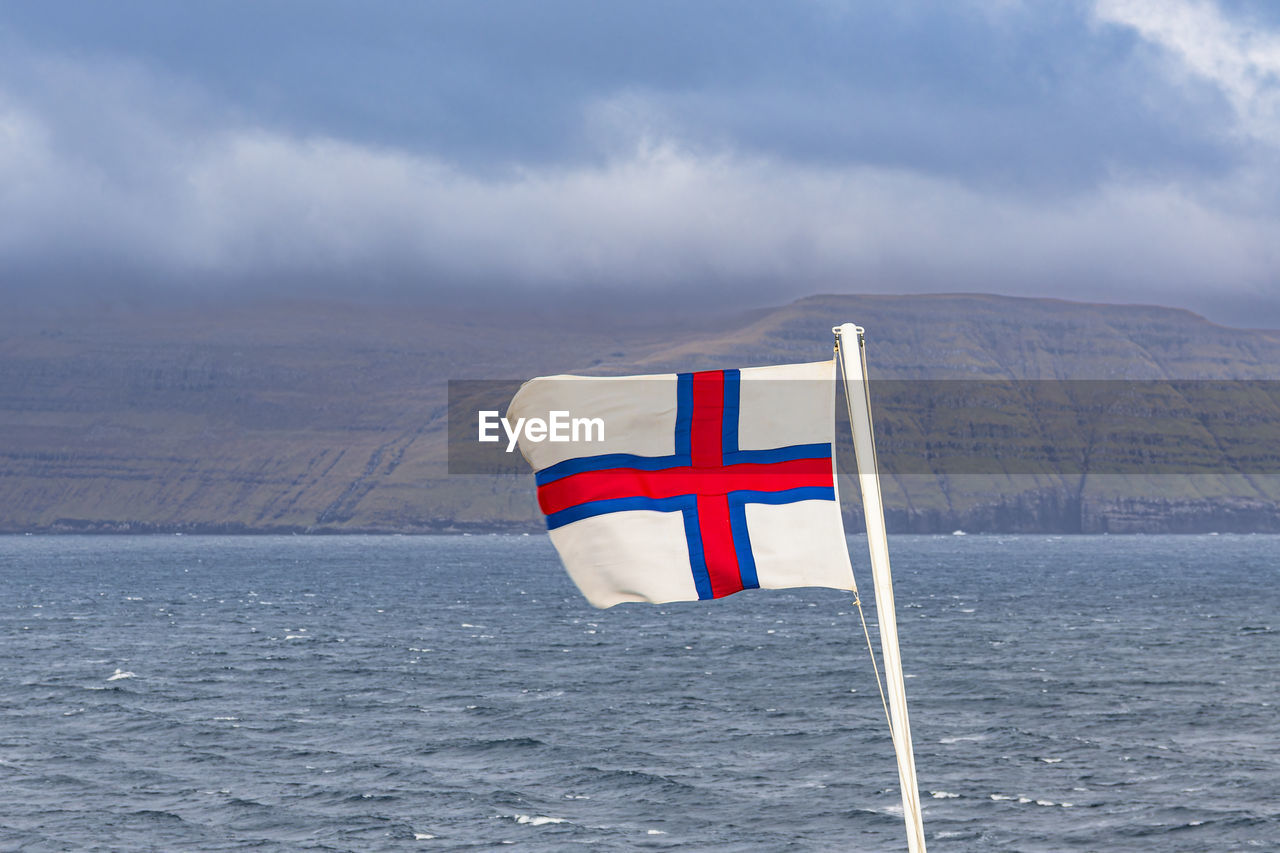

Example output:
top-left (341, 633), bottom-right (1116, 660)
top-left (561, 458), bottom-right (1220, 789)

top-left (3, 1), bottom-right (1279, 322)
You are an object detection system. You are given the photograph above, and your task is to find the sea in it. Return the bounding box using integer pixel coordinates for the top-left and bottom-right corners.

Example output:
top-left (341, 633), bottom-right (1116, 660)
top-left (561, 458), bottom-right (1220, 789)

top-left (0, 534), bottom-right (1276, 851)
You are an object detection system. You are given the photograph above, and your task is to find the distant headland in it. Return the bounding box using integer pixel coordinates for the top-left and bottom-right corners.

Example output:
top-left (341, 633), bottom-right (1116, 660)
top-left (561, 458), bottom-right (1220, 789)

top-left (3, 293), bottom-right (1279, 534)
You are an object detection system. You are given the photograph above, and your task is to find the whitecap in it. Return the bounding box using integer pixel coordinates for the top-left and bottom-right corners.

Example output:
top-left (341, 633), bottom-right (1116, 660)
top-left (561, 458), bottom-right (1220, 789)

top-left (106, 669), bottom-right (136, 681)
top-left (1039, 757), bottom-right (1063, 763)
top-left (930, 791), bottom-right (960, 799)
top-left (413, 832), bottom-right (437, 840)
top-left (513, 815), bottom-right (567, 826)
top-left (646, 829), bottom-right (666, 835)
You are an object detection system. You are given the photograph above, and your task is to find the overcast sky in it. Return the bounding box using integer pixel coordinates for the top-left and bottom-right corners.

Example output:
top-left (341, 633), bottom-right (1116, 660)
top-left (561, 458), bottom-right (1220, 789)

top-left (3, 0), bottom-right (1280, 324)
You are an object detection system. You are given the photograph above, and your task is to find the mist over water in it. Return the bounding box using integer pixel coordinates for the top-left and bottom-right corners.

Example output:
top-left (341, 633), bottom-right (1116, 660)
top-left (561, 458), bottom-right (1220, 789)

top-left (0, 534), bottom-right (1275, 850)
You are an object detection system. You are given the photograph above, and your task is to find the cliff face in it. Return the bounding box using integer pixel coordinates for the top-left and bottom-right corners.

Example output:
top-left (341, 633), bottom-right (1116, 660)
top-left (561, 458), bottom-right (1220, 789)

top-left (2, 294), bottom-right (1278, 533)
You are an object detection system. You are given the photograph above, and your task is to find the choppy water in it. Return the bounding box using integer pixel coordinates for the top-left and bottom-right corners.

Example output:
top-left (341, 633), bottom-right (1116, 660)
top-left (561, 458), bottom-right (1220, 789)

top-left (0, 534), bottom-right (1276, 851)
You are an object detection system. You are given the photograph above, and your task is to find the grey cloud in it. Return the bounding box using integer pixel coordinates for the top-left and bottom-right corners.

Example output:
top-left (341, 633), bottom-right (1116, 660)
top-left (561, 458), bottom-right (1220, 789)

top-left (2, 1), bottom-right (1280, 326)
top-left (3, 62), bottom-right (1279, 314)
top-left (0, 1), bottom-right (1245, 184)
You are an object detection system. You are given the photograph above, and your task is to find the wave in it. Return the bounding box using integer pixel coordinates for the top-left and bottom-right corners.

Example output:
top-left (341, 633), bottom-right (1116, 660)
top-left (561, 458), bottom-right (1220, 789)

top-left (989, 793), bottom-right (1074, 807)
top-left (512, 814), bottom-right (569, 826)
top-left (572, 766), bottom-right (698, 792)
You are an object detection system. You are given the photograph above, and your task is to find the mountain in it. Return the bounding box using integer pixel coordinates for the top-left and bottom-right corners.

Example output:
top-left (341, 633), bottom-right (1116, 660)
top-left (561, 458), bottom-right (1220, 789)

top-left (2, 293), bottom-right (1278, 534)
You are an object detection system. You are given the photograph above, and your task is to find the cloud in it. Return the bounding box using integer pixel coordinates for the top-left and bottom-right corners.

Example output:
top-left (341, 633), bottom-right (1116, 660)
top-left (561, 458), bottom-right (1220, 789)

top-left (1094, 0), bottom-right (1280, 143)
top-left (2, 4), bottom-right (1280, 325)
top-left (2, 2), bottom-right (1240, 187)
top-left (3, 67), bottom-right (1278, 311)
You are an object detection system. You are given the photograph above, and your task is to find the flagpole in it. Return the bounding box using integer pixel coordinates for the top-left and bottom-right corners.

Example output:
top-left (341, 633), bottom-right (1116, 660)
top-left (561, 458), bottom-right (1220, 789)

top-left (836, 323), bottom-right (927, 853)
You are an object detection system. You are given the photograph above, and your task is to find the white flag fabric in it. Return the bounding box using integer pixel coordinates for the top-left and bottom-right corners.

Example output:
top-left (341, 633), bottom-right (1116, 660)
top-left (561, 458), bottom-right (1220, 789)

top-left (507, 360), bottom-right (855, 608)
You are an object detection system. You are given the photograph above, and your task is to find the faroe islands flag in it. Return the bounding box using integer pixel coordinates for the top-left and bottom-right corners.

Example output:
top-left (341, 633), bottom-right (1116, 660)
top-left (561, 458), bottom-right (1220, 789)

top-left (507, 360), bottom-right (855, 608)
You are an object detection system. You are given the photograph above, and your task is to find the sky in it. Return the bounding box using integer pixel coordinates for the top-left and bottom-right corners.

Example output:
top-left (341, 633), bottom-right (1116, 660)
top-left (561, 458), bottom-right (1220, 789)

top-left (3, 0), bottom-right (1280, 324)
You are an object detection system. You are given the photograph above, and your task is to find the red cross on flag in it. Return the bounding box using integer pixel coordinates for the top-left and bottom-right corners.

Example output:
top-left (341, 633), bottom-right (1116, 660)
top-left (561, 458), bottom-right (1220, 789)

top-left (507, 360), bottom-right (855, 608)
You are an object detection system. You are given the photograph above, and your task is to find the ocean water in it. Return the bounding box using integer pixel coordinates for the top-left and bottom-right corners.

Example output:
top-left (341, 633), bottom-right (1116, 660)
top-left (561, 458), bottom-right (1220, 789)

top-left (0, 534), bottom-right (1276, 852)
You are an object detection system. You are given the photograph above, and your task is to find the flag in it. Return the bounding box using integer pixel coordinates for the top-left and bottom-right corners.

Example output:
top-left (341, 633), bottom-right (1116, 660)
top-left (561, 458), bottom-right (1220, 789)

top-left (507, 360), bottom-right (854, 608)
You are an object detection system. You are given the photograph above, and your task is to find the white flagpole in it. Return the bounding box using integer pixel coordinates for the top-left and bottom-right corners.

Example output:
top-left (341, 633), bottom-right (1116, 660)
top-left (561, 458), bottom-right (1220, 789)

top-left (836, 323), bottom-right (927, 853)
